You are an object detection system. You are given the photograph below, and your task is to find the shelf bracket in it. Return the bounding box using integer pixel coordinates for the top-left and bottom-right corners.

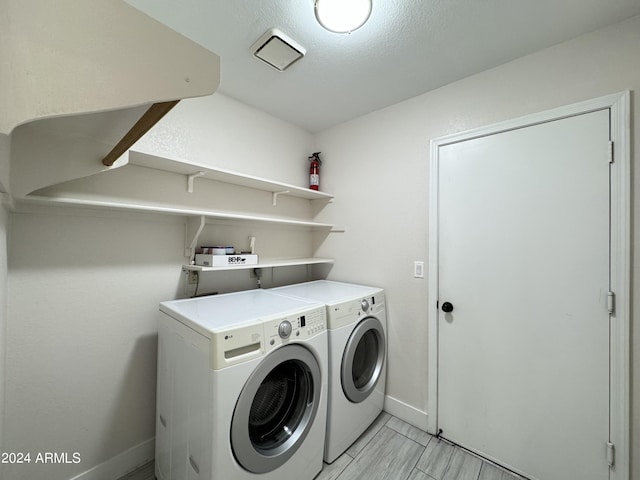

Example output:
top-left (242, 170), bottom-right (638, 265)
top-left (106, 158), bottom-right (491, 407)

top-left (272, 190), bottom-right (290, 206)
top-left (185, 215), bottom-right (206, 259)
top-left (187, 172), bottom-right (206, 193)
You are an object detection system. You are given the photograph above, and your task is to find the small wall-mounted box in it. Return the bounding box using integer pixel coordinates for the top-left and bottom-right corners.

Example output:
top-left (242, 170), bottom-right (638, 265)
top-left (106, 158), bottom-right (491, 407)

top-left (195, 254), bottom-right (259, 267)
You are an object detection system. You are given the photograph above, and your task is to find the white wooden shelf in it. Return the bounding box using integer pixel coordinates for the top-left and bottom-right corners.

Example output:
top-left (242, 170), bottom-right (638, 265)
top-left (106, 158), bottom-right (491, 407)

top-left (128, 151), bottom-right (334, 203)
top-left (24, 195), bottom-right (336, 230)
top-left (22, 151), bottom-right (341, 276)
top-left (182, 257), bottom-right (334, 272)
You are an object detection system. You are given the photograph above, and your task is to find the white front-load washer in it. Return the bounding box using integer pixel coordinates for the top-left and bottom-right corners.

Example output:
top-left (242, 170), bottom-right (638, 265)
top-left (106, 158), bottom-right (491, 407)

top-left (155, 289), bottom-right (328, 480)
top-left (269, 280), bottom-right (387, 463)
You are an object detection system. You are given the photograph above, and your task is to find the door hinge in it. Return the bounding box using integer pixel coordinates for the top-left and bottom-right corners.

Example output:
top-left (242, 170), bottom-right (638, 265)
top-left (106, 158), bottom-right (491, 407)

top-left (606, 441), bottom-right (615, 467)
top-left (607, 291), bottom-right (615, 314)
top-left (608, 141), bottom-right (614, 163)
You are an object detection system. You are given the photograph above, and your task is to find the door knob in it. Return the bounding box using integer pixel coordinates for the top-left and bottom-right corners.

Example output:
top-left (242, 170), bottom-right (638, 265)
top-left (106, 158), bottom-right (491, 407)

top-left (441, 302), bottom-right (454, 313)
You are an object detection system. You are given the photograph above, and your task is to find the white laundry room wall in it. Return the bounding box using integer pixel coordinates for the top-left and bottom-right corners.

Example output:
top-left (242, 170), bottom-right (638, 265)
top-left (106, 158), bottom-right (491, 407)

top-left (132, 93), bottom-right (311, 187)
top-left (7, 209), bottom-right (185, 480)
top-left (314, 14), bottom-right (640, 478)
top-left (4, 93), bottom-right (316, 480)
top-left (0, 133), bottom-right (10, 480)
top-left (0, 134), bottom-right (9, 192)
top-left (0, 207), bottom-right (6, 480)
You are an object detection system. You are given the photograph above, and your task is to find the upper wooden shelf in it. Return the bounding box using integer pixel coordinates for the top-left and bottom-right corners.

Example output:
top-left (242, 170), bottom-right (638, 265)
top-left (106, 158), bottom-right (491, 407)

top-left (127, 151), bottom-right (334, 202)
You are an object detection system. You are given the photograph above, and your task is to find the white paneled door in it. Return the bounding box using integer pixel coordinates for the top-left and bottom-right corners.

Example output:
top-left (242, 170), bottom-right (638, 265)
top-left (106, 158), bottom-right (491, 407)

top-left (436, 110), bottom-right (611, 480)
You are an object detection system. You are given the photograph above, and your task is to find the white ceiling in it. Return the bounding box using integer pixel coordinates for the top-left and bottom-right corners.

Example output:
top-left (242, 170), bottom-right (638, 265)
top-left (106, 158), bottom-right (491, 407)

top-left (125, 0), bottom-right (640, 133)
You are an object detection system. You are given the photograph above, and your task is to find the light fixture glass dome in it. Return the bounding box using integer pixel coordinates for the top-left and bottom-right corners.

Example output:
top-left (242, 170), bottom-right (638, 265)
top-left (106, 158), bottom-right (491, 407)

top-left (314, 0), bottom-right (372, 34)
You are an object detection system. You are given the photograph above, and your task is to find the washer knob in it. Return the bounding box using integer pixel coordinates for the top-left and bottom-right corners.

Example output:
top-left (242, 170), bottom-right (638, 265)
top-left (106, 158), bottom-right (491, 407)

top-left (361, 299), bottom-right (370, 312)
top-left (278, 320), bottom-right (292, 338)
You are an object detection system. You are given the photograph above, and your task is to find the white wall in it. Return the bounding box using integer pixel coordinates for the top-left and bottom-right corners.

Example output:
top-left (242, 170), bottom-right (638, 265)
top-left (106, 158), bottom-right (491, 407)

top-left (0, 133), bottom-right (10, 480)
top-left (133, 92), bottom-right (314, 187)
top-left (0, 133), bottom-right (10, 193)
top-left (314, 14), bottom-right (640, 477)
top-left (3, 93), bottom-right (316, 480)
top-left (6, 209), bottom-right (185, 480)
top-left (0, 206), bottom-right (6, 480)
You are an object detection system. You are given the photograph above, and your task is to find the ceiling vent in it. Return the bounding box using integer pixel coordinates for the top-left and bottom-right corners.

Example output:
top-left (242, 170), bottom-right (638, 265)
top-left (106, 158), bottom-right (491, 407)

top-left (251, 29), bottom-right (306, 72)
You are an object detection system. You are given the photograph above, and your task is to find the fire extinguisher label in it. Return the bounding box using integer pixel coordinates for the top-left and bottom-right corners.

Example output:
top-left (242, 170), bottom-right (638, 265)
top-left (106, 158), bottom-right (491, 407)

top-left (310, 174), bottom-right (319, 186)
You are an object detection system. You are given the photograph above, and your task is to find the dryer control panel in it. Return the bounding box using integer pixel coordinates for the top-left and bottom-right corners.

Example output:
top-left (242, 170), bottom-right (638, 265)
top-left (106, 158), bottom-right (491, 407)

top-left (360, 292), bottom-right (385, 314)
top-left (264, 306), bottom-right (326, 352)
top-left (328, 291), bottom-right (386, 330)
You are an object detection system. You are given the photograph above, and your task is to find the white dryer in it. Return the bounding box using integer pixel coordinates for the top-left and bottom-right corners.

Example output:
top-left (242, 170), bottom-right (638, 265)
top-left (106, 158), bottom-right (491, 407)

top-left (269, 280), bottom-right (386, 463)
top-left (155, 289), bottom-right (328, 480)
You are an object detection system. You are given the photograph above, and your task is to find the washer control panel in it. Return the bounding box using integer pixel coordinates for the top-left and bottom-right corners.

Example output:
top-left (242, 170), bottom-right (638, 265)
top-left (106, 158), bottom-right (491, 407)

top-left (264, 306), bottom-right (326, 351)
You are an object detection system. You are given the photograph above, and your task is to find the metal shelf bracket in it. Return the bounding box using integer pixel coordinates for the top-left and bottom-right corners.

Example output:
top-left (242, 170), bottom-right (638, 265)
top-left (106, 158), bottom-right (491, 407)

top-left (185, 215), bottom-right (206, 259)
top-left (272, 190), bottom-right (290, 206)
top-left (187, 171), bottom-right (206, 193)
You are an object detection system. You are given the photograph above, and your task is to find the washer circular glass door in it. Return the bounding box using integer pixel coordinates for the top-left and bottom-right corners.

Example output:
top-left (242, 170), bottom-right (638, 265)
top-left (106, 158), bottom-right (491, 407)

top-left (231, 344), bottom-right (321, 473)
top-left (341, 316), bottom-right (385, 403)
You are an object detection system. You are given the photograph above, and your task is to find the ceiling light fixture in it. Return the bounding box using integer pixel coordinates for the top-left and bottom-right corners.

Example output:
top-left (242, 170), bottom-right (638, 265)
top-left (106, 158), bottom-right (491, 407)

top-left (314, 0), bottom-right (372, 34)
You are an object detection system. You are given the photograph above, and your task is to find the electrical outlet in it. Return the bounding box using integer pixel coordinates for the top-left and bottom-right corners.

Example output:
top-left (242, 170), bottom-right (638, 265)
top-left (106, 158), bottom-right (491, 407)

top-left (250, 268), bottom-right (262, 279)
top-left (188, 270), bottom-right (199, 285)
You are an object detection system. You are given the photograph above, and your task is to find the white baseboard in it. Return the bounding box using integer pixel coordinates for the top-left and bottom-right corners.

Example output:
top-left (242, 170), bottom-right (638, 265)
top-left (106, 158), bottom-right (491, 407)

top-left (383, 395), bottom-right (429, 432)
top-left (69, 437), bottom-right (154, 480)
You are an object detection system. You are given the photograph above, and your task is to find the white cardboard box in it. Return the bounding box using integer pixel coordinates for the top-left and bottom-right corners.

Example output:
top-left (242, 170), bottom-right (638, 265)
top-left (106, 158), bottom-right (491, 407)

top-left (195, 254), bottom-right (259, 267)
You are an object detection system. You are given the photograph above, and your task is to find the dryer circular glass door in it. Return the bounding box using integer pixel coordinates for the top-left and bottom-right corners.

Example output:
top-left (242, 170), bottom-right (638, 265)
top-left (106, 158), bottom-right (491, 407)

top-left (231, 344), bottom-right (321, 473)
top-left (341, 316), bottom-right (385, 403)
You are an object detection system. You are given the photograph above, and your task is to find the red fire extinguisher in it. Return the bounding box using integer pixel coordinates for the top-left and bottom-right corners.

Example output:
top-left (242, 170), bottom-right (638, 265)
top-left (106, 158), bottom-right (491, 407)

top-left (309, 152), bottom-right (322, 191)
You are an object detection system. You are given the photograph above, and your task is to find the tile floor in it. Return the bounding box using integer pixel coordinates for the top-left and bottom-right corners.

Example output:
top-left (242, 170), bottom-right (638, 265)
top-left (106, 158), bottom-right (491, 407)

top-left (119, 413), bottom-right (524, 480)
top-left (314, 413), bottom-right (523, 480)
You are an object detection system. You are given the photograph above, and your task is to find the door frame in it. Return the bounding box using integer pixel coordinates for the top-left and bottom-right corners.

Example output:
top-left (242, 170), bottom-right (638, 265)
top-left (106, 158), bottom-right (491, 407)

top-left (427, 91), bottom-right (630, 479)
